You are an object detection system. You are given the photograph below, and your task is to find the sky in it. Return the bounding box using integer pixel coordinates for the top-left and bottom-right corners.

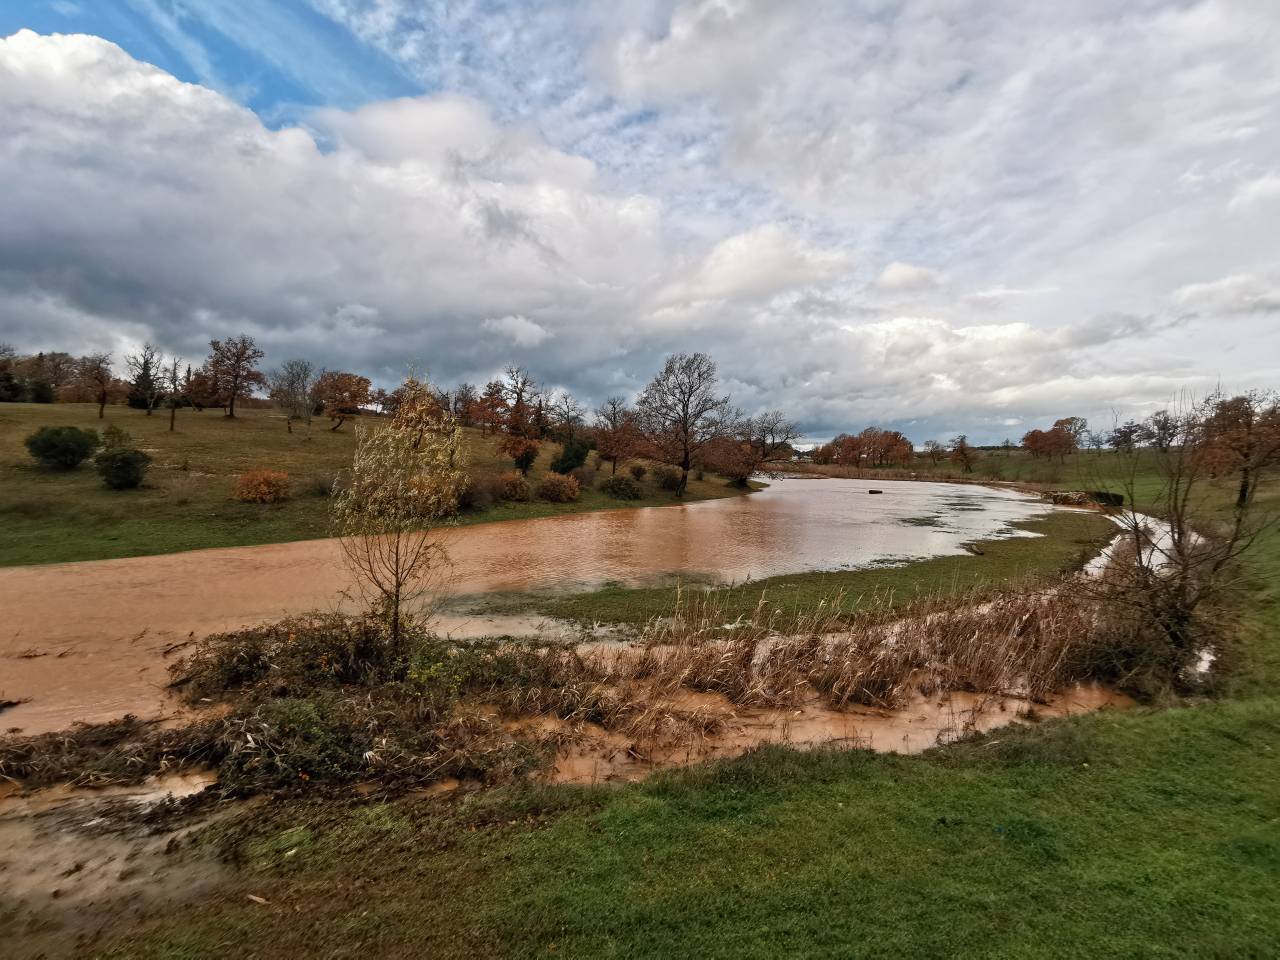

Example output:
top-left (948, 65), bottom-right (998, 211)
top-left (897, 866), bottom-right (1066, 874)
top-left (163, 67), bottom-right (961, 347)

top-left (1, 1), bottom-right (1278, 445)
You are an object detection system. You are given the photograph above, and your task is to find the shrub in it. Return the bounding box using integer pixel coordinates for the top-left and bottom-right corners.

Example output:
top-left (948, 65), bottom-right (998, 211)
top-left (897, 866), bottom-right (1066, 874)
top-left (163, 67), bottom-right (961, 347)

top-left (629, 463), bottom-right (647, 481)
top-left (653, 465), bottom-right (682, 491)
top-left (235, 469), bottom-right (291, 503)
top-left (95, 447), bottom-right (151, 489)
top-left (306, 472), bottom-right (339, 498)
top-left (28, 380), bottom-right (53, 404)
top-left (569, 465), bottom-right (595, 490)
top-left (458, 474), bottom-right (499, 510)
top-left (100, 424), bottom-right (132, 450)
top-left (499, 435), bottom-right (540, 474)
top-left (550, 438), bottom-right (590, 474)
top-left (498, 471), bottom-right (532, 502)
top-left (600, 475), bottom-right (642, 500)
top-left (24, 425), bottom-right (99, 470)
top-left (537, 472), bottom-right (580, 503)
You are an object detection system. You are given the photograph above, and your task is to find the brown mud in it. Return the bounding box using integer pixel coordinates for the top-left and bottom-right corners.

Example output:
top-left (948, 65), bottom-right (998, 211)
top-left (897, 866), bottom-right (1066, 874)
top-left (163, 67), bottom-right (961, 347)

top-left (0, 771), bottom-right (226, 960)
top-left (529, 682), bottom-right (1132, 784)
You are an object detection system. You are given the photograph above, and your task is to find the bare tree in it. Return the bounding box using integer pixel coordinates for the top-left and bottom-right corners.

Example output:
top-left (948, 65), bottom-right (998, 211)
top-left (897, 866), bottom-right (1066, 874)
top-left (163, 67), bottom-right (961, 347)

top-left (550, 390), bottom-right (586, 442)
top-left (594, 396), bottom-right (635, 474)
top-left (1080, 402), bottom-right (1275, 691)
top-left (635, 352), bottom-right (738, 496)
top-left (749, 410), bottom-right (800, 461)
top-left (268, 359), bottom-right (317, 433)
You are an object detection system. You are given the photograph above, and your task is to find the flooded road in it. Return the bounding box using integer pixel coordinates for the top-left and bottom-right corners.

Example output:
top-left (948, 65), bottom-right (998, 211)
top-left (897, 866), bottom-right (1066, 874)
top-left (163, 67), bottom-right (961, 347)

top-left (0, 478), bottom-right (1057, 734)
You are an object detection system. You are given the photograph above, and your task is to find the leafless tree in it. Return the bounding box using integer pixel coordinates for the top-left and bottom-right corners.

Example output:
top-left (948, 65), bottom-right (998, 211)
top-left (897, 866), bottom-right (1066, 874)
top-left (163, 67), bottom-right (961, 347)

top-left (749, 410), bottom-right (800, 461)
top-left (550, 390), bottom-right (586, 442)
top-left (635, 352), bottom-right (739, 496)
top-left (268, 359), bottom-right (317, 433)
top-left (164, 356), bottom-right (183, 431)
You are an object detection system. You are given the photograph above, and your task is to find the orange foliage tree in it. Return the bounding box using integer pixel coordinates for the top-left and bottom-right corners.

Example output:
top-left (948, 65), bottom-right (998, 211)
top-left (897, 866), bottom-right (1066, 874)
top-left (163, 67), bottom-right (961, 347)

top-left (313, 370), bottom-right (373, 431)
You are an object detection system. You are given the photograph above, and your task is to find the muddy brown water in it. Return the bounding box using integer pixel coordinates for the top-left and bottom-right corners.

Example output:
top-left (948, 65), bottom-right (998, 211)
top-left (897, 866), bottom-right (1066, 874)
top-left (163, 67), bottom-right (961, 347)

top-left (0, 478), bottom-right (1058, 734)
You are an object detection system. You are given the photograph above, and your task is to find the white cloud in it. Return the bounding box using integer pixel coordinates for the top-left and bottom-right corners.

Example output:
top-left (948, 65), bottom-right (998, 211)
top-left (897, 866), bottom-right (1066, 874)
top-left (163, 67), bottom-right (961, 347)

top-left (877, 262), bottom-right (941, 292)
top-left (481, 314), bottom-right (551, 348)
top-left (1230, 174), bottom-right (1280, 209)
top-left (657, 224), bottom-right (852, 307)
top-left (3, 12), bottom-right (1280, 445)
top-left (1171, 273), bottom-right (1280, 315)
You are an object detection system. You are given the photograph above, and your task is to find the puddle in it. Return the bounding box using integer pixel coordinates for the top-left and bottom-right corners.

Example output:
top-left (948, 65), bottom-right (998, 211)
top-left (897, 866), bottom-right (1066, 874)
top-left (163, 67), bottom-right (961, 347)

top-left (509, 683), bottom-right (1133, 784)
top-left (0, 771), bottom-right (225, 958)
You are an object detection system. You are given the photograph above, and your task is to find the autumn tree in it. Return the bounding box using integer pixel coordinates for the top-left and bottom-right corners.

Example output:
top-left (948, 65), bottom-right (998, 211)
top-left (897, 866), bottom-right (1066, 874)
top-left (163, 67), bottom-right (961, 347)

top-left (594, 396), bottom-right (637, 474)
top-left (1138, 409), bottom-right (1178, 452)
top-left (452, 382), bottom-right (479, 425)
top-left (205, 335), bottom-right (266, 418)
top-left (1053, 417), bottom-right (1088, 449)
top-left (1197, 391), bottom-right (1280, 511)
top-left (1022, 425), bottom-right (1075, 462)
top-left (635, 352), bottom-right (738, 497)
top-left (474, 380), bottom-right (507, 435)
top-left (313, 370), bottom-right (373, 431)
top-left (268, 359), bottom-right (317, 432)
top-left (72, 353), bottom-right (118, 418)
top-left (949, 434), bottom-right (976, 473)
top-left (331, 377), bottom-right (467, 642)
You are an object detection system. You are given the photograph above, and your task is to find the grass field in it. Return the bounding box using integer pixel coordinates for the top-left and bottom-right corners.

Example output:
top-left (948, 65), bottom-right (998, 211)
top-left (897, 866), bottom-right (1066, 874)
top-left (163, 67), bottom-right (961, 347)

top-left (9, 415), bottom-right (1279, 958)
top-left (0, 403), bottom-right (747, 566)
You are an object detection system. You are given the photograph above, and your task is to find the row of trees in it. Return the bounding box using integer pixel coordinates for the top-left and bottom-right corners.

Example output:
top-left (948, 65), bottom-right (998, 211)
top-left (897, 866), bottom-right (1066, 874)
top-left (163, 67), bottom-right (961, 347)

top-left (480, 355), bottom-right (799, 496)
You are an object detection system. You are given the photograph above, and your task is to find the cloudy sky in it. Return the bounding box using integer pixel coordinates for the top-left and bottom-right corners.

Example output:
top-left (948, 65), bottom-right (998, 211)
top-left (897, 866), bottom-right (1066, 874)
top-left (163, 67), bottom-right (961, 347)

top-left (2, 1), bottom-right (1278, 444)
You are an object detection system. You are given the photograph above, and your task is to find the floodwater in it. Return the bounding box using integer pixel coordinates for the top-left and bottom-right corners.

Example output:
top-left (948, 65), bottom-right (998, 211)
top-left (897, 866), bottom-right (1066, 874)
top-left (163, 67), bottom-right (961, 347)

top-left (541, 683), bottom-right (1133, 784)
top-left (0, 478), bottom-right (1058, 734)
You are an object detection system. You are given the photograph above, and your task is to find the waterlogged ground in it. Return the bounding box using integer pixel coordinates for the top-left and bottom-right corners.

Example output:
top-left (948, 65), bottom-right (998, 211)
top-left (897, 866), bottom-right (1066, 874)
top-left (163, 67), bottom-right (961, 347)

top-left (0, 479), bottom-right (1063, 734)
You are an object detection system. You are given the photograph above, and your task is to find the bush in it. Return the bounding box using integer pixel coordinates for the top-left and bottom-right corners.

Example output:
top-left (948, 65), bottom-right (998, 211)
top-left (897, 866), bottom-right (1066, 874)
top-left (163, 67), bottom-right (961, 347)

top-left (600, 475), bottom-right (642, 500)
top-left (24, 425), bottom-right (99, 469)
top-left (458, 474), bottom-right (501, 510)
top-left (101, 424), bottom-right (132, 450)
top-left (95, 447), bottom-right (151, 489)
top-left (537, 472), bottom-right (580, 503)
top-left (629, 463), bottom-right (647, 481)
top-left (550, 438), bottom-right (590, 474)
top-left (235, 469), bottom-right (291, 503)
top-left (28, 380), bottom-right (53, 404)
top-left (498, 471), bottom-right (532, 502)
top-left (569, 465), bottom-right (595, 490)
top-left (653, 465), bottom-right (682, 491)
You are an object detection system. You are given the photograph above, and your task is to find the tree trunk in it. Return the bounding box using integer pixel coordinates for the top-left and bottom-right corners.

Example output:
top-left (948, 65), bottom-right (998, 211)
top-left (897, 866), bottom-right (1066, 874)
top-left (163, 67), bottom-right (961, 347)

top-left (169, 403), bottom-right (176, 432)
top-left (1237, 466), bottom-right (1252, 511)
top-left (97, 396), bottom-right (106, 418)
top-left (227, 394), bottom-right (236, 418)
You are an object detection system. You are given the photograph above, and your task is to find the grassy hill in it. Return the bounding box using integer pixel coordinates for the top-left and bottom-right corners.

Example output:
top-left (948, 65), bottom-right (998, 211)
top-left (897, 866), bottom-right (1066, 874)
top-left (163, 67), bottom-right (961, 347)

top-left (0, 403), bottom-right (746, 566)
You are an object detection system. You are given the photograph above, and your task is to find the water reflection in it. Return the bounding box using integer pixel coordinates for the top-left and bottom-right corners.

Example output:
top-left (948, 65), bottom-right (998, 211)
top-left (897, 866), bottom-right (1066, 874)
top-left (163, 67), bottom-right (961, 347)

top-left (441, 477), bottom-right (1054, 593)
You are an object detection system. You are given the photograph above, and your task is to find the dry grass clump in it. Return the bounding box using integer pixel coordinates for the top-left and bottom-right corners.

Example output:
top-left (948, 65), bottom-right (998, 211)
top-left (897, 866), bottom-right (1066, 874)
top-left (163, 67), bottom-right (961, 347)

top-left (234, 468), bottom-right (291, 503)
top-left (624, 585), bottom-right (1098, 710)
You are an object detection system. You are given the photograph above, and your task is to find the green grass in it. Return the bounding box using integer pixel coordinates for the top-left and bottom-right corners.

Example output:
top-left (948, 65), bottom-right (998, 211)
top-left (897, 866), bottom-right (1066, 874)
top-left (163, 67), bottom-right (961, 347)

top-left (0, 403), bottom-right (747, 566)
top-left (99, 697), bottom-right (1280, 959)
top-left (504, 508), bottom-right (1117, 627)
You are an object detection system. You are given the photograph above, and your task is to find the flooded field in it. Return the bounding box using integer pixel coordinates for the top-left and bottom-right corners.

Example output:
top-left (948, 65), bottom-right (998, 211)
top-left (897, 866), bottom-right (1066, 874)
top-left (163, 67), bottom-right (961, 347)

top-left (0, 479), bottom-right (1060, 734)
